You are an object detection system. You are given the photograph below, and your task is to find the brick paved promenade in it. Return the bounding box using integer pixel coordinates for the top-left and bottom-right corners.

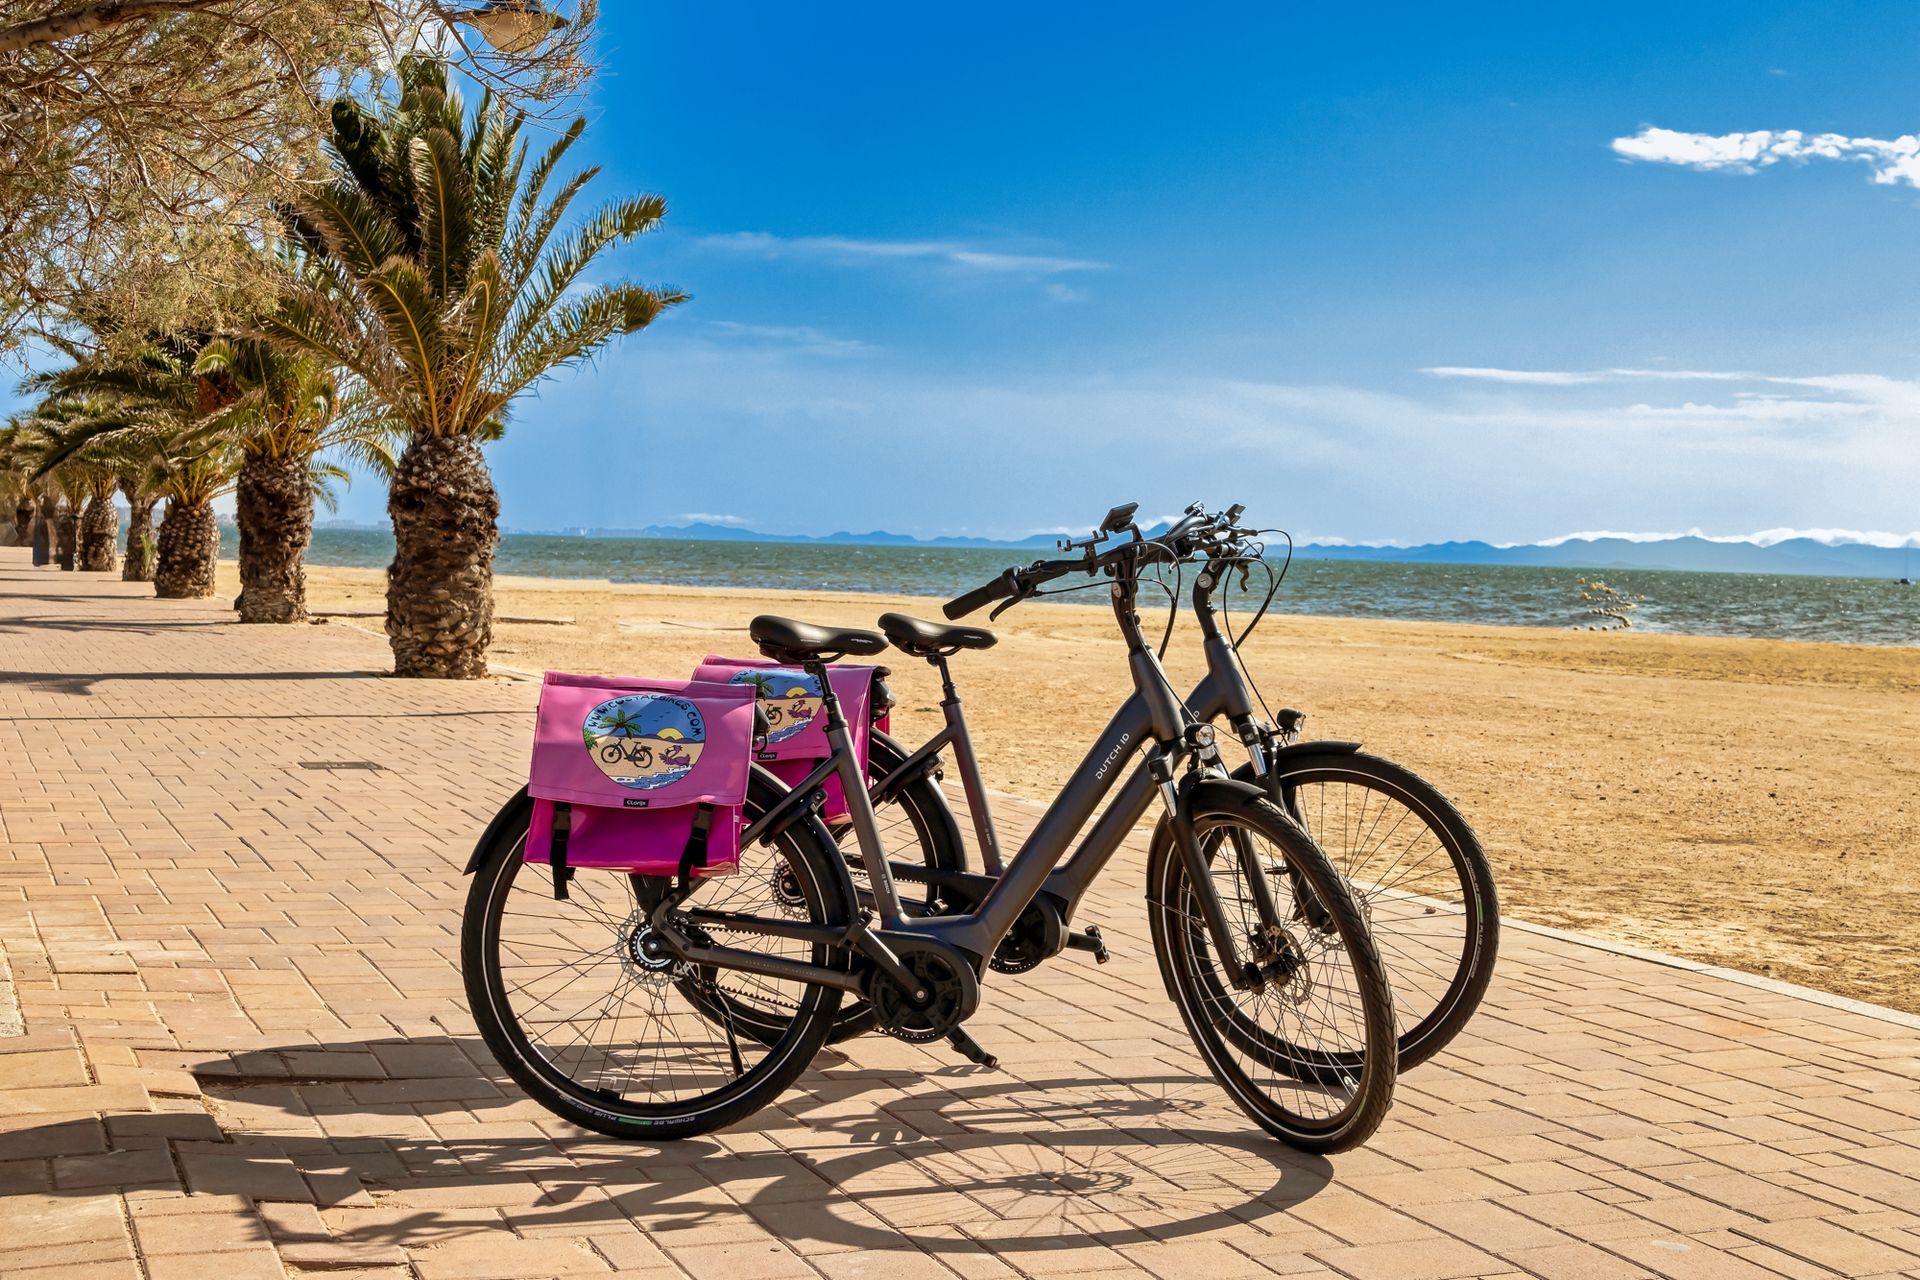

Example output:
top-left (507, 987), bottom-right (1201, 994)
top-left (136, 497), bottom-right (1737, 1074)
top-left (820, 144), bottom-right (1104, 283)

top-left (3, 547), bottom-right (1919, 1280)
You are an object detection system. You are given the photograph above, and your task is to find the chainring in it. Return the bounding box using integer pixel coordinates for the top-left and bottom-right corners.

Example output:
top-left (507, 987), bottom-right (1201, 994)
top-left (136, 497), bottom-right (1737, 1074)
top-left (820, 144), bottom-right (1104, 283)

top-left (989, 897), bottom-right (1064, 974)
top-left (866, 941), bottom-right (980, 1043)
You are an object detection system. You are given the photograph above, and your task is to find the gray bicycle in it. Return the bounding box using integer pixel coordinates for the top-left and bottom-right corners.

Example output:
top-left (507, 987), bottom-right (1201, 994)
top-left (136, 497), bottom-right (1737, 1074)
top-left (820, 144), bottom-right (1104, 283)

top-left (462, 504), bottom-right (1400, 1152)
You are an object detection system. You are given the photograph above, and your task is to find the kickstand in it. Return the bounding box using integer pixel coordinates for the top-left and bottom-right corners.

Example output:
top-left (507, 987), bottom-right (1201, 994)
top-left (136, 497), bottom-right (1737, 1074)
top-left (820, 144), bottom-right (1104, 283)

top-left (945, 1027), bottom-right (999, 1069)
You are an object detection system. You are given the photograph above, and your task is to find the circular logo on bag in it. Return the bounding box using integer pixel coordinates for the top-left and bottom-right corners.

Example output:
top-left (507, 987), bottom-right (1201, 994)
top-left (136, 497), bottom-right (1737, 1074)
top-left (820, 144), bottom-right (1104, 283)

top-left (583, 693), bottom-right (707, 790)
top-left (729, 668), bottom-right (823, 745)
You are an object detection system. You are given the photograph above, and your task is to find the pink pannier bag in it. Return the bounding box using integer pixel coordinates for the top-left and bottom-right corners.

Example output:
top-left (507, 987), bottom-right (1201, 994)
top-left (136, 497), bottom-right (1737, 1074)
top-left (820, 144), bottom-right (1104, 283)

top-left (690, 657), bottom-right (883, 820)
top-left (524, 673), bottom-right (759, 896)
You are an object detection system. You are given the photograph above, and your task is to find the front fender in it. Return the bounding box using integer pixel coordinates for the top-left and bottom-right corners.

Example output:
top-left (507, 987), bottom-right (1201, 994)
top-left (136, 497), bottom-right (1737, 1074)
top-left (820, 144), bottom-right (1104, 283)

top-left (1230, 740), bottom-right (1362, 792)
top-left (1268, 738), bottom-right (1360, 765)
top-left (1177, 773), bottom-right (1273, 814)
top-left (466, 786), bottom-right (533, 874)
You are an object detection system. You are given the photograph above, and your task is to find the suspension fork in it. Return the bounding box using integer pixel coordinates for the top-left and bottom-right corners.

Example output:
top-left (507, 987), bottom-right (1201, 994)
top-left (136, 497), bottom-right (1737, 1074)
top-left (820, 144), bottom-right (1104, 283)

top-left (1191, 560), bottom-right (1336, 937)
top-left (1189, 562), bottom-right (1297, 937)
top-left (1256, 743), bottom-right (1336, 932)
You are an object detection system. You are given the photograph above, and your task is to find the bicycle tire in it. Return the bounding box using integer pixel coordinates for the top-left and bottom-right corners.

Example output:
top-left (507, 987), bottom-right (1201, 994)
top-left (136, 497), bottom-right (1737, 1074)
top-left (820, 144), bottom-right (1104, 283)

top-left (462, 769), bottom-right (854, 1140)
top-left (1244, 752), bottom-right (1497, 1070)
top-left (1148, 782), bottom-right (1397, 1153)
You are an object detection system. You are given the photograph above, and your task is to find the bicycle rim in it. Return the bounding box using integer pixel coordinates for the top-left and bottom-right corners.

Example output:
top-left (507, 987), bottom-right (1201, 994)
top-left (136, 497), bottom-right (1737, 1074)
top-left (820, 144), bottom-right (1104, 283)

top-left (1266, 754), bottom-right (1496, 1068)
top-left (1152, 798), bottom-right (1396, 1150)
top-left (465, 793), bottom-right (846, 1134)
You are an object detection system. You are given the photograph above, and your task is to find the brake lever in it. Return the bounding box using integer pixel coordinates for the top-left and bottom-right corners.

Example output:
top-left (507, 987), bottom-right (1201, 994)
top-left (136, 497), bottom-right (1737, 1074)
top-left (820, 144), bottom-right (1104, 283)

top-left (988, 578), bottom-right (1036, 621)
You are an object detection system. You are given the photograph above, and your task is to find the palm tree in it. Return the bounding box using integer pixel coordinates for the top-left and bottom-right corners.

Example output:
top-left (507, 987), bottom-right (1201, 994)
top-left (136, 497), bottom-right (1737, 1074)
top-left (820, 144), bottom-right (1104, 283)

top-left (119, 475), bottom-right (160, 582)
top-left (194, 336), bottom-right (397, 622)
top-left (29, 476), bottom-right (56, 566)
top-left (52, 468), bottom-right (80, 570)
top-left (8, 406), bottom-right (89, 570)
top-left (31, 400), bottom-right (124, 573)
top-left (0, 423), bottom-right (35, 546)
top-left (151, 449), bottom-right (236, 598)
top-left (268, 59), bottom-right (681, 677)
top-left (30, 335), bottom-right (240, 598)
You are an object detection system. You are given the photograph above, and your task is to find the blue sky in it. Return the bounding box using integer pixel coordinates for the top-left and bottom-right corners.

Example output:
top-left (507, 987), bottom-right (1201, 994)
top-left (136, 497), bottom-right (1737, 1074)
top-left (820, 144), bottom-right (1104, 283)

top-left (16, 3), bottom-right (1920, 543)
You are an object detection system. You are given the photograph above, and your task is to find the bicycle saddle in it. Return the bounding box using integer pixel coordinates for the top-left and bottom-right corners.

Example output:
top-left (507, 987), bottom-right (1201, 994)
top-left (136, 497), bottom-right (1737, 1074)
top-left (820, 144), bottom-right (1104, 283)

top-left (749, 615), bottom-right (888, 663)
top-left (877, 612), bottom-right (998, 657)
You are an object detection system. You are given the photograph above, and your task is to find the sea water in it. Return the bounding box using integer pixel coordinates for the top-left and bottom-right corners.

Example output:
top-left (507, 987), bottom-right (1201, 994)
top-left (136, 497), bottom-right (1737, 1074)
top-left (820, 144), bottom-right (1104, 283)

top-left (265, 529), bottom-right (1920, 648)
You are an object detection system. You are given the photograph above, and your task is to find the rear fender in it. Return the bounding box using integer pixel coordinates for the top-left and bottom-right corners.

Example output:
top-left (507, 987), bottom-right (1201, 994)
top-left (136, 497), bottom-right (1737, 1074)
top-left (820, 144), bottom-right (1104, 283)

top-left (466, 786), bottom-right (533, 875)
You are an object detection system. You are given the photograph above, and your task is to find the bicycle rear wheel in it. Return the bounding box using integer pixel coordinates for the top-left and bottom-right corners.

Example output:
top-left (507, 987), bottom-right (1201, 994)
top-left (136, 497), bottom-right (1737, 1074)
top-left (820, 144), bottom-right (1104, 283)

top-left (461, 770), bottom-right (855, 1140)
top-left (1251, 752), bottom-right (1497, 1071)
top-left (1148, 785), bottom-right (1397, 1153)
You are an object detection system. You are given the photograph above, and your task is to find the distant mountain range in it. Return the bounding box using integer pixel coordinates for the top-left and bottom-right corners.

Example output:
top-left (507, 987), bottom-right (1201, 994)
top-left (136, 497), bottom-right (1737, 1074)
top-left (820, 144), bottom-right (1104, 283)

top-left (1291, 535), bottom-right (1917, 580)
top-left (500, 521), bottom-right (1076, 550)
top-left (311, 520), bottom-right (1920, 580)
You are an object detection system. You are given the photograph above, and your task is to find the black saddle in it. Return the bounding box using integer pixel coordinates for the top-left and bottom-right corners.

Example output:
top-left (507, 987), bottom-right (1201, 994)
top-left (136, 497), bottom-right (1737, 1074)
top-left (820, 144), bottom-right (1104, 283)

top-left (877, 612), bottom-right (998, 657)
top-left (749, 615), bottom-right (888, 664)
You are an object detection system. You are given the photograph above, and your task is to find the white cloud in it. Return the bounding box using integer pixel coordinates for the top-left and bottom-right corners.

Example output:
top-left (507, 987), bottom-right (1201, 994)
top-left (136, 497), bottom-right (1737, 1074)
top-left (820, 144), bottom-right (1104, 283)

top-left (1611, 126), bottom-right (1920, 188)
top-left (1422, 365), bottom-right (1917, 424)
top-left (678, 513), bottom-right (747, 526)
top-left (1426, 366), bottom-right (1755, 384)
top-left (707, 321), bottom-right (871, 357)
top-left (1421, 366), bottom-right (1606, 385)
top-left (1620, 397), bottom-right (1874, 423)
top-left (481, 333), bottom-right (1920, 545)
top-left (1045, 282), bottom-right (1090, 303)
top-left (701, 232), bottom-right (1108, 276)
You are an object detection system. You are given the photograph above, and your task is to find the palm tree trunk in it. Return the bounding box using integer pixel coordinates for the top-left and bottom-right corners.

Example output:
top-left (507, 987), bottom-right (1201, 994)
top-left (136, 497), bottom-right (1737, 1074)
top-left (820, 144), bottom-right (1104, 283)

top-left (387, 435), bottom-right (499, 678)
top-left (55, 501), bottom-right (77, 570)
top-left (235, 452), bottom-right (312, 623)
top-left (121, 484), bottom-right (158, 583)
top-left (12, 495), bottom-right (31, 547)
top-left (78, 489), bottom-right (119, 572)
top-left (153, 498), bottom-right (219, 599)
top-left (30, 491), bottom-right (54, 565)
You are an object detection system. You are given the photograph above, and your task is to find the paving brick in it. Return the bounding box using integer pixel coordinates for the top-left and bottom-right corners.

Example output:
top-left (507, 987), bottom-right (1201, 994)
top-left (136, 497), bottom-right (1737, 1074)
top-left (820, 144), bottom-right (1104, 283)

top-left (3, 553), bottom-right (1920, 1280)
top-left (1735, 1217), bottom-right (1920, 1275)
top-left (1310, 1237), bottom-right (1510, 1280)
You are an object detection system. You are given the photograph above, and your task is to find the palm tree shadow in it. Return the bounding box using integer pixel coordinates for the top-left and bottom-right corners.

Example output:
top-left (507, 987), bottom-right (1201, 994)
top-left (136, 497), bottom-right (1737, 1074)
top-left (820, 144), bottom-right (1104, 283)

top-left (0, 670), bottom-right (384, 695)
top-left (23, 1033), bottom-right (1333, 1258)
top-left (0, 615), bottom-right (236, 635)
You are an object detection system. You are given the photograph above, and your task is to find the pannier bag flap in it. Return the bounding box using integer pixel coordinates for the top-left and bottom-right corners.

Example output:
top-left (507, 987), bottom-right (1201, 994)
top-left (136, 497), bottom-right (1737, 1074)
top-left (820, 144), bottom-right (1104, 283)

top-left (524, 674), bottom-right (757, 880)
top-left (690, 657), bottom-right (875, 764)
top-left (690, 658), bottom-right (878, 821)
top-left (528, 672), bottom-right (755, 808)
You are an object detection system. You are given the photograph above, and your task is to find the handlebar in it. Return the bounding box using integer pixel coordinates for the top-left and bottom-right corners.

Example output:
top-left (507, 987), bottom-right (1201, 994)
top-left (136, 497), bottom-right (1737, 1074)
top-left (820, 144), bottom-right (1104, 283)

top-left (943, 570), bottom-right (1019, 620)
top-left (944, 514), bottom-right (1209, 620)
top-left (943, 503), bottom-right (1274, 620)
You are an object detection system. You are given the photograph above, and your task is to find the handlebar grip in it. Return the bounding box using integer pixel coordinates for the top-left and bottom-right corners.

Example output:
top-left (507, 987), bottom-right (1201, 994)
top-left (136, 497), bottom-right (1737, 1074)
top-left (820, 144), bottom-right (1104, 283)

top-left (945, 571), bottom-right (1016, 619)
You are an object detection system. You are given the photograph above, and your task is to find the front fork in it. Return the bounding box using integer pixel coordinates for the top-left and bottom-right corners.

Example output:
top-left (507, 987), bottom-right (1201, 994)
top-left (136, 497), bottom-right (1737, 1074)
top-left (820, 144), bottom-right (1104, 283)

top-left (1238, 716), bottom-right (1336, 932)
top-left (1156, 730), bottom-right (1295, 994)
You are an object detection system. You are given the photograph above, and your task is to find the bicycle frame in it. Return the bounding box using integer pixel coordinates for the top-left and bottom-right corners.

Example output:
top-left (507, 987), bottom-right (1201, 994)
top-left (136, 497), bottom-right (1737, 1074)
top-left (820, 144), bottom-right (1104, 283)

top-left (856, 560), bottom-right (1276, 926)
top-left (647, 563), bottom-right (1255, 997)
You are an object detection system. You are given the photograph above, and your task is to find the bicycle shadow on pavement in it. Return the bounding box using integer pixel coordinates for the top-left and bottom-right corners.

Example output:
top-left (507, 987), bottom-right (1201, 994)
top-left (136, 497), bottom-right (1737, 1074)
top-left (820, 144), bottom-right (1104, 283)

top-left (11, 1033), bottom-right (1335, 1261)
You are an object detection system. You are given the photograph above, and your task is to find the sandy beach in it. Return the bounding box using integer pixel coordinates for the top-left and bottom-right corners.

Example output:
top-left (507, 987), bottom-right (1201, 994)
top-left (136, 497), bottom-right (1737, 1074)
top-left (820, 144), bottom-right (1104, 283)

top-left (250, 562), bottom-right (1920, 1013)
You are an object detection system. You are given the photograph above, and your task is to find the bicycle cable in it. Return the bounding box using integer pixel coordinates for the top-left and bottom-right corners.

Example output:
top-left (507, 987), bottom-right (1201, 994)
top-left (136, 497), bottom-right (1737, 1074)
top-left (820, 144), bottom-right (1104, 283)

top-left (1216, 527), bottom-right (1294, 730)
top-left (1029, 535), bottom-right (1196, 722)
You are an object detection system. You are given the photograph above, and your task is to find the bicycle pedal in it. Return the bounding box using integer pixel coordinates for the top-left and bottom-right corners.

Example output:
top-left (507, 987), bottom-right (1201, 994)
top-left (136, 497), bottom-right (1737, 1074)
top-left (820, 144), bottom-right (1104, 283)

top-left (1065, 925), bottom-right (1110, 964)
top-left (945, 1027), bottom-right (999, 1070)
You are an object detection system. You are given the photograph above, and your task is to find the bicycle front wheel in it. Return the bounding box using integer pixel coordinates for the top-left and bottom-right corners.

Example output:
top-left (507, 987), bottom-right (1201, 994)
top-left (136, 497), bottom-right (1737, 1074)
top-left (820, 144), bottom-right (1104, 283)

top-left (1148, 784), bottom-right (1397, 1153)
top-left (461, 771), bottom-right (855, 1141)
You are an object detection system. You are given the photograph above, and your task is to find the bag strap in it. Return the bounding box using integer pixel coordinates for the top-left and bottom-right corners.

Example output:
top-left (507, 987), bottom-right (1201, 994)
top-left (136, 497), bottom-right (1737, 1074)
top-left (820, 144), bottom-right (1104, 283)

top-left (678, 803), bottom-right (714, 881)
top-left (548, 802), bottom-right (575, 900)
